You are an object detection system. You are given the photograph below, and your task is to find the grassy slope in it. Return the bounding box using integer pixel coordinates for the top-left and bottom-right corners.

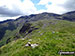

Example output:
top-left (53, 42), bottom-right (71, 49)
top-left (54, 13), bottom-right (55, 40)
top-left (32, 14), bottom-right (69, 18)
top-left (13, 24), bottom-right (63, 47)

top-left (0, 18), bottom-right (25, 47)
top-left (0, 19), bottom-right (75, 56)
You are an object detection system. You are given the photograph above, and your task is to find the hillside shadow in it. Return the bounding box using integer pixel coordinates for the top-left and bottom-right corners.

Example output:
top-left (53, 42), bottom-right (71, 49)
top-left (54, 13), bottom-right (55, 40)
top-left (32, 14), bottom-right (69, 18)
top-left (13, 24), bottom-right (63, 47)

top-left (0, 22), bottom-right (17, 40)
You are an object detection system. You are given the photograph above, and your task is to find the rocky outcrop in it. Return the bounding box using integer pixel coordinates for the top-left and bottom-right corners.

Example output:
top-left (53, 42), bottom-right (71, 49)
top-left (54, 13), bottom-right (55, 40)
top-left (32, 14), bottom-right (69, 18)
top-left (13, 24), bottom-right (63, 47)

top-left (19, 23), bottom-right (38, 35)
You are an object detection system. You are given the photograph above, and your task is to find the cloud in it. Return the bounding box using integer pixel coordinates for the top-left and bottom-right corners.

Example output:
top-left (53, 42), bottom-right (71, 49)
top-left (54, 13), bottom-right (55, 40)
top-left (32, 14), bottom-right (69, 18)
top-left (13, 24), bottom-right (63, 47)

top-left (0, 0), bottom-right (37, 21)
top-left (0, 6), bottom-right (22, 17)
top-left (0, 0), bottom-right (75, 21)
top-left (60, 0), bottom-right (75, 12)
top-left (38, 0), bottom-right (75, 14)
top-left (0, 0), bottom-right (37, 16)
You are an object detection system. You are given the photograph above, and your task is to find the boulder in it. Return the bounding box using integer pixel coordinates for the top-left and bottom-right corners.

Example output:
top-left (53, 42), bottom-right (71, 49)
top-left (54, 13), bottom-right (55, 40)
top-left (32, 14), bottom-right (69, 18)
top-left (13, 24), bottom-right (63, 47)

top-left (25, 42), bottom-right (39, 48)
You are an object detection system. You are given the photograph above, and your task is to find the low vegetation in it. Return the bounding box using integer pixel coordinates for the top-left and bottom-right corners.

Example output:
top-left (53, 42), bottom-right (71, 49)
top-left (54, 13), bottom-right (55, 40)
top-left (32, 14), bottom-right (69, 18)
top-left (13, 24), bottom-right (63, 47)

top-left (0, 19), bottom-right (75, 56)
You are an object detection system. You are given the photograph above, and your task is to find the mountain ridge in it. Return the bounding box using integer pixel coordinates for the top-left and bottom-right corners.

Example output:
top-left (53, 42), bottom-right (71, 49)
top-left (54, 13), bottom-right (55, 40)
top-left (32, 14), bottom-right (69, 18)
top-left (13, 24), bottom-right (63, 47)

top-left (0, 11), bottom-right (75, 47)
top-left (0, 11), bottom-right (75, 24)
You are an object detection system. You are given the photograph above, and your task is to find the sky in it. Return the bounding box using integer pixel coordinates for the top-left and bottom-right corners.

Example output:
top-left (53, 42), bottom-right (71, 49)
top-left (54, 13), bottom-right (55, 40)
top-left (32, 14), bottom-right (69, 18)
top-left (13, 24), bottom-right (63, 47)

top-left (0, 0), bottom-right (75, 21)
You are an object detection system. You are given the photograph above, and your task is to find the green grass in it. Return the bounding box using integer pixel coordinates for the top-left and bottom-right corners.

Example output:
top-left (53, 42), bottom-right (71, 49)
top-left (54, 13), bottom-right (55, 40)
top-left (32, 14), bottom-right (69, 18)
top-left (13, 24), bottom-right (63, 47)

top-left (0, 19), bottom-right (75, 56)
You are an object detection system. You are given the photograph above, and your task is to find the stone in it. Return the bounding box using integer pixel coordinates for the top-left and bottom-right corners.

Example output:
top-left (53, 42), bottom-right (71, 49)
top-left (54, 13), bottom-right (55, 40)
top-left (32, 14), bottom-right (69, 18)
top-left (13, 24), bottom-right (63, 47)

top-left (25, 42), bottom-right (39, 48)
top-left (52, 31), bottom-right (55, 34)
top-left (38, 31), bottom-right (41, 33)
top-left (25, 44), bottom-right (29, 46)
top-left (25, 42), bottom-right (31, 46)
top-left (29, 39), bottom-right (32, 42)
top-left (31, 44), bottom-right (39, 48)
top-left (21, 38), bottom-right (25, 40)
top-left (40, 33), bottom-right (43, 35)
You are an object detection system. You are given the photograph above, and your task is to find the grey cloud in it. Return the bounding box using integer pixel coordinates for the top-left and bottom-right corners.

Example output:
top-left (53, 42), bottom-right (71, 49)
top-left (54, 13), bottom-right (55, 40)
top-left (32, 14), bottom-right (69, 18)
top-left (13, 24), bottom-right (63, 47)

top-left (64, 0), bottom-right (75, 10)
top-left (60, 0), bottom-right (75, 12)
top-left (0, 6), bottom-right (23, 17)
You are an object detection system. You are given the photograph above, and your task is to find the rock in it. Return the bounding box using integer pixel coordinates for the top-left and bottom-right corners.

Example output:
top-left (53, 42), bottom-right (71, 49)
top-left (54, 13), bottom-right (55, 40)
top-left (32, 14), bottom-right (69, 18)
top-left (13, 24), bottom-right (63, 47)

top-left (29, 39), bottom-right (32, 42)
top-left (25, 42), bottom-right (39, 48)
top-left (21, 38), bottom-right (25, 40)
top-left (25, 44), bottom-right (29, 46)
top-left (28, 42), bottom-right (31, 44)
top-left (6, 38), bottom-right (11, 44)
top-left (38, 31), bottom-right (41, 33)
top-left (31, 44), bottom-right (39, 48)
top-left (40, 33), bottom-right (43, 35)
top-left (25, 42), bottom-right (31, 46)
top-left (52, 31), bottom-right (55, 34)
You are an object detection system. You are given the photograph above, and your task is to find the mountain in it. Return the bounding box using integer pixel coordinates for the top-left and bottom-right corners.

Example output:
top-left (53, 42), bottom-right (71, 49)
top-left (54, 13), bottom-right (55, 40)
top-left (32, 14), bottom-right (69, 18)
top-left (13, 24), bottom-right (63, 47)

top-left (62, 11), bottom-right (75, 21)
top-left (0, 12), bottom-right (61, 42)
top-left (0, 11), bottom-right (75, 47)
top-left (0, 11), bottom-right (75, 56)
top-left (0, 18), bottom-right (75, 56)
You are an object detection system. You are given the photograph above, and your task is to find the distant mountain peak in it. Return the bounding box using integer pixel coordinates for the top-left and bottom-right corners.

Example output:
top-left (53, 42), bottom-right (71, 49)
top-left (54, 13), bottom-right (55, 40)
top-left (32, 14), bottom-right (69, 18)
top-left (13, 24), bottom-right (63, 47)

top-left (64, 11), bottom-right (75, 14)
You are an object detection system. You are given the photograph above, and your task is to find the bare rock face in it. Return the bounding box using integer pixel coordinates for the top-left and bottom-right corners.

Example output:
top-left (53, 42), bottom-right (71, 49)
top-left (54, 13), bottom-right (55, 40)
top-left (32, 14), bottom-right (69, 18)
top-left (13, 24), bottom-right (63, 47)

top-left (19, 23), bottom-right (38, 36)
top-left (19, 23), bottom-right (31, 34)
top-left (6, 38), bottom-right (11, 44)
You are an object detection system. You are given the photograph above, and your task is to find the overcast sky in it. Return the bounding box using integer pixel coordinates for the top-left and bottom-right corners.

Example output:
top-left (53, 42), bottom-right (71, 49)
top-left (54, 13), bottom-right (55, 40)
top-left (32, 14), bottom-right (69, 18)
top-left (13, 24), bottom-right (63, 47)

top-left (0, 0), bottom-right (75, 21)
